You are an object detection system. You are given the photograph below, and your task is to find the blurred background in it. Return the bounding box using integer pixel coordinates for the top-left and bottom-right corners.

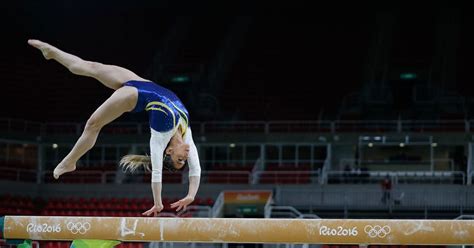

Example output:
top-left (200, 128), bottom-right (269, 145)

top-left (1, 1), bottom-right (474, 248)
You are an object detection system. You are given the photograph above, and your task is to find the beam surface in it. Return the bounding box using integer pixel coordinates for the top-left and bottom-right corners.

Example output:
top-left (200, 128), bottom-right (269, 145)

top-left (3, 216), bottom-right (474, 245)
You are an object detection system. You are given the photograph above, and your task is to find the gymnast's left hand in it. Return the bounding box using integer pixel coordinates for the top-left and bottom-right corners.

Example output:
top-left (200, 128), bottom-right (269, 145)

top-left (142, 204), bottom-right (163, 217)
top-left (170, 195), bottom-right (194, 212)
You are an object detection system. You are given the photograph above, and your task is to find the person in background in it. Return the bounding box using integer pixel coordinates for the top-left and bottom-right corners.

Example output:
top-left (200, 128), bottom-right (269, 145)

top-left (381, 175), bottom-right (392, 204)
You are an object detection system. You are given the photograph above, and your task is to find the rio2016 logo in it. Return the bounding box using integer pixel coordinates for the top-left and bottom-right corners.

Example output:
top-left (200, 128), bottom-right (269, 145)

top-left (26, 223), bottom-right (61, 233)
top-left (319, 226), bottom-right (358, 236)
top-left (66, 222), bottom-right (91, 234)
top-left (364, 225), bottom-right (391, 238)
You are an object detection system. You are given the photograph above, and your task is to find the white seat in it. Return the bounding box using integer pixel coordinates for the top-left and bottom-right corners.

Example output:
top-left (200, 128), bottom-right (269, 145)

top-left (397, 171), bottom-right (407, 177)
top-left (442, 171), bottom-right (452, 177)
top-left (434, 171), bottom-right (443, 177)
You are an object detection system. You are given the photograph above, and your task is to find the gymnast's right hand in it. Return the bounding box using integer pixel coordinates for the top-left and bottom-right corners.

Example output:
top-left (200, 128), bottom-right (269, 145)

top-left (142, 203), bottom-right (164, 217)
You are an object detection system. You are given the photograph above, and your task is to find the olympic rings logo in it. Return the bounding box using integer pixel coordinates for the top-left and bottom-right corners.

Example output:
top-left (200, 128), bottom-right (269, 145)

top-left (66, 222), bottom-right (91, 234)
top-left (364, 225), bottom-right (391, 238)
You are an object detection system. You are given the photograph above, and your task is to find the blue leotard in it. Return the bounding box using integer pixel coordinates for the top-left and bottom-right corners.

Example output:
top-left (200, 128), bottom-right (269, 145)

top-left (124, 80), bottom-right (189, 134)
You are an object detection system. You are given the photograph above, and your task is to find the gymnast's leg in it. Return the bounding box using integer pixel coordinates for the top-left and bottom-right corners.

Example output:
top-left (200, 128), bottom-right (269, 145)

top-left (52, 86), bottom-right (138, 179)
top-left (28, 39), bottom-right (147, 90)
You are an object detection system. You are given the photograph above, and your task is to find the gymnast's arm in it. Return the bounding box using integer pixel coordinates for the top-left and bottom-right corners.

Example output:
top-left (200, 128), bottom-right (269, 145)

top-left (186, 155), bottom-right (200, 200)
top-left (150, 182), bottom-right (163, 212)
top-left (148, 133), bottom-right (167, 214)
top-left (185, 128), bottom-right (201, 199)
top-left (170, 128), bottom-right (201, 211)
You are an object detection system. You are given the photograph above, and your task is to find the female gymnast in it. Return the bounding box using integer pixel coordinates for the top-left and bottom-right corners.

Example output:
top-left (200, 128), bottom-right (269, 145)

top-left (28, 39), bottom-right (201, 217)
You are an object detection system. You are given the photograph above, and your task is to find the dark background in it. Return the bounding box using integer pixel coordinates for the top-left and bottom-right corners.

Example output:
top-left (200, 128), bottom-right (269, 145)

top-left (1, 1), bottom-right (474, 122)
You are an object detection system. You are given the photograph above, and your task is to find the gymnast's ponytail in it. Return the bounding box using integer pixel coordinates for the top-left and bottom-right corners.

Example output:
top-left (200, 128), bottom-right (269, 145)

top-left (120, 143), bottom-right (182, 173)
top-left (119, 155), bottom-right (152, 173)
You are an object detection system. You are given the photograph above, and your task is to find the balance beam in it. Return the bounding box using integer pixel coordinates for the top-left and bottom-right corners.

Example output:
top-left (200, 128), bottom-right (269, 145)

top-left (2, 216), bottom-right (474, 245)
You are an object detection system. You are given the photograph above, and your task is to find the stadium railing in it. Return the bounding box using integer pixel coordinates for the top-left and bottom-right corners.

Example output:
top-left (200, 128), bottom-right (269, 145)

top-left (0, 118), bottom-right (471, 135)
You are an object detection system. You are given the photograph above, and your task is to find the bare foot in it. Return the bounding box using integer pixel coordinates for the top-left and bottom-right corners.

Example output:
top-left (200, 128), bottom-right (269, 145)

top-left (53, 160), bottom-right (76, 179)
top-left (27, 39), bottom-right (55, 60)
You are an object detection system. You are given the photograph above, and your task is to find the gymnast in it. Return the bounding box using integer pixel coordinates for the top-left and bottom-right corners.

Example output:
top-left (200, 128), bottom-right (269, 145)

top-left (28, 39), bottom-right (201, 217)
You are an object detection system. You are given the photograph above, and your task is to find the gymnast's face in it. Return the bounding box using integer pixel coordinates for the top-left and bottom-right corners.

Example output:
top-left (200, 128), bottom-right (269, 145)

top-left (166, 143), bottom-right (190, 169)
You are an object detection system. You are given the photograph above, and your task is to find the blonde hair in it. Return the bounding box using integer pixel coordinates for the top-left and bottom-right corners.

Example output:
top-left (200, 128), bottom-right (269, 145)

top-left (119, 154), bottom-right (151, 173)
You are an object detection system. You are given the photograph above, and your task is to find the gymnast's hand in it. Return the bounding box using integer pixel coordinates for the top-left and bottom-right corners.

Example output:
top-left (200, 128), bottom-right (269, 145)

top-left (142, 203), bottom-right (164, 217)
top-left (170, 195), bottom-right (194, 212)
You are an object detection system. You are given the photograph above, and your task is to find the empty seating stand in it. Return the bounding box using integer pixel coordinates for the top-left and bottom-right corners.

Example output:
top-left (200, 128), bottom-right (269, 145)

top-left (0, 194), bottom-right (35, 215)
top-left (205, 163), bottom-right (253, 184)
top-left (0, 195), bottom-right (215, 218)
top-left (259, 163), bottom-right (312, 184)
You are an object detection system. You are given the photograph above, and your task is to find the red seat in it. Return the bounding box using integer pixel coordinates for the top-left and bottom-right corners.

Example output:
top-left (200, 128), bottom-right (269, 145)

top-left (44, 241), bottom-right (56, 248)
top-left (60, 242), bottom-right (71, 248)
top-left (205, 198), bottom-right (214, 206)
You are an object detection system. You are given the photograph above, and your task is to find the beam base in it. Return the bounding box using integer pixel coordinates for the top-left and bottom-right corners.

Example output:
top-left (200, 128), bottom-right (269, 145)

top-left (71, 239), bottom-right (121, 248)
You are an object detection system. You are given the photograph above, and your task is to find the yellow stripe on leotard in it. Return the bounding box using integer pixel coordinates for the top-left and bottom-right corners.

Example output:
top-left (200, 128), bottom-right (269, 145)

top-left (145, 107), bottom-right (168, 115)
top-left (170, 102), bottom-right (189, 137)
top-left (145, 101), bottom-right (176, 127)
